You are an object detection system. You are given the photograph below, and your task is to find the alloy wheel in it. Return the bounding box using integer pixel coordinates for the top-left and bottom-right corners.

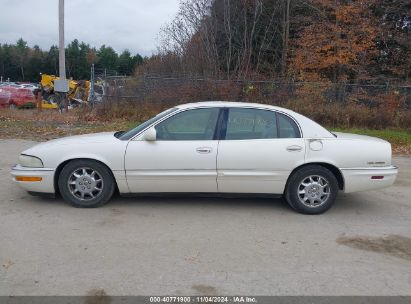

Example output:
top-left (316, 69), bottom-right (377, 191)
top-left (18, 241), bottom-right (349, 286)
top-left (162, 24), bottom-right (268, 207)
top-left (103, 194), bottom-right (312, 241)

top-left (67, 167), bottom-right (104, 201)
top-left (297, 175), bottom-right (330, 208)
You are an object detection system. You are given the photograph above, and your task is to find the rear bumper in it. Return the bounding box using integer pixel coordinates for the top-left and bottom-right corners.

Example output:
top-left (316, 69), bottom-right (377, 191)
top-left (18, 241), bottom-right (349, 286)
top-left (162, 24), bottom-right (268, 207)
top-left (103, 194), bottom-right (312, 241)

top-left (341, 166), bottom-right (398, 193)
top-left (10, 164), bottom-right (55, 193)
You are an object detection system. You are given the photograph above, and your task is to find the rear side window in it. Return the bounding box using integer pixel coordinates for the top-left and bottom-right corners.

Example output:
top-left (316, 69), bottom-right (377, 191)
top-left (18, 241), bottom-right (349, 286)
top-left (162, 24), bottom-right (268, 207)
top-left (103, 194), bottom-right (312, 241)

top-left (277, 112), bottom-right (300, 138)
top-left (225, 108), bottom-right (278, 140)
top-left (224, 108), bottom-right (300, 140)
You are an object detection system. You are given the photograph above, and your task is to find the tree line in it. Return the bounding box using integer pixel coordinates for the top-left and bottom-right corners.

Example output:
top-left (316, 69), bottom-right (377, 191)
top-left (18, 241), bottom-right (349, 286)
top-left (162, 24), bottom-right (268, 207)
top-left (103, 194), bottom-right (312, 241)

top-left (0, 38), bottom-right (144, 82)
top-left (143, 0), bottom-right (410, 83)
top-left (2, 1), bottom-right (409, 85)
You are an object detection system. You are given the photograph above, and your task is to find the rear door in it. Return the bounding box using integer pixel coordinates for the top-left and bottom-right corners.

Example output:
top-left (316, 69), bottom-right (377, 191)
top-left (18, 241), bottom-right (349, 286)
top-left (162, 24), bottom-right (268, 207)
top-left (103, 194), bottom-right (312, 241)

top-left (217, 107), bottom-right (305, 194)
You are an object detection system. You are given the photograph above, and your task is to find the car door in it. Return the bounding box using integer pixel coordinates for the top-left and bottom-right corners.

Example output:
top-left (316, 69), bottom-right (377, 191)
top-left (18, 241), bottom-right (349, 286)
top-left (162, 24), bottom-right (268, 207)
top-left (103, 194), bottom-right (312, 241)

top-left (125, 107), bottom-right (222, 193)
top-left (217, 107), bottom-right (305, 194)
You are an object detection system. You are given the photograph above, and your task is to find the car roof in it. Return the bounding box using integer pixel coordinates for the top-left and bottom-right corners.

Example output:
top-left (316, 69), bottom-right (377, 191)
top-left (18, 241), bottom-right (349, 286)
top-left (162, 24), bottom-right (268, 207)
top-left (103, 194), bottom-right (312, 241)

top-left (176, 101), bottom-right (334, 138)
top-left (176, 101), bottom-right (295, 114)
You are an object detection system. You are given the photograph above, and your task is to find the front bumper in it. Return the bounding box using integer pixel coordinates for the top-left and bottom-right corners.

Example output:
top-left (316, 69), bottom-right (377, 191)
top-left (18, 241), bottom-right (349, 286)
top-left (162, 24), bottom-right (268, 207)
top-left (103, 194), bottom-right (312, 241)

top-left (341, 165), bottom-right (398, 193)
top-left (10, 164), bottom-right (55, 193)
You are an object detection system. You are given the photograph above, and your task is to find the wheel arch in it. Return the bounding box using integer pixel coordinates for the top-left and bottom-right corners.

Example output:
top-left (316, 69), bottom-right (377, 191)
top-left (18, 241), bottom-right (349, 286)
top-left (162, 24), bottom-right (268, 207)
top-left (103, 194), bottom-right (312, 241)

top-left (285, 162), bottom-right (345, 193)
top-left (53, 158), bottom-right (119, 195)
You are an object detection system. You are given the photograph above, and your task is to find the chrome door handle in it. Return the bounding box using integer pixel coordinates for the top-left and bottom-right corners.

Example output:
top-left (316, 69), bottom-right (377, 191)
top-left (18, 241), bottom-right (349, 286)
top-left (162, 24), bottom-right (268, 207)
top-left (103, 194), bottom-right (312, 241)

top-left (286, 145), bottom-right (303, 152)
top-left (196, 147), bottom-right (212, 154)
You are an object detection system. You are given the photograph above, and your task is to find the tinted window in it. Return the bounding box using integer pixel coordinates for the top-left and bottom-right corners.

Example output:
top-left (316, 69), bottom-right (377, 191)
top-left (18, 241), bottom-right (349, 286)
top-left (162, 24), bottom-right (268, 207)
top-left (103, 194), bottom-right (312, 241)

top-left (225, 108), bottom-right (278, 140)
top-left (156, 108), bottom-right (220, 140)
top-left (278, 113), bottom-right (300, 138)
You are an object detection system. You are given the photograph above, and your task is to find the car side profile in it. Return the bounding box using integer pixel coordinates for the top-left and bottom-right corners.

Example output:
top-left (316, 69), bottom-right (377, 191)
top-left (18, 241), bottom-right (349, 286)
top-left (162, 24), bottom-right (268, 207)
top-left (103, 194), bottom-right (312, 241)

top-left (11, 102), bottom-right (398, 214)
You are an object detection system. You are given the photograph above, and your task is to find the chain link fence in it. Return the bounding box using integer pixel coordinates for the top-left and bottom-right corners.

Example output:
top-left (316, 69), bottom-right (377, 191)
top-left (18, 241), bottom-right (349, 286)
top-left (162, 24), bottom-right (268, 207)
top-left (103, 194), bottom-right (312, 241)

top-left (91, 73), bottom-right (411, 110)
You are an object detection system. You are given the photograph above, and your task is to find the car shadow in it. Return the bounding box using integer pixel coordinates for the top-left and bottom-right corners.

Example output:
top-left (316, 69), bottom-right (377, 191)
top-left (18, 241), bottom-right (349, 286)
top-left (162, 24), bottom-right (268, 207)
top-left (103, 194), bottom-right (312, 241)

top-left (108, 192), bottom-right (386, 216)
top-left (23, 191), bottom-right (383, 216)
top-left (110, 194), bottom-right (292, 211)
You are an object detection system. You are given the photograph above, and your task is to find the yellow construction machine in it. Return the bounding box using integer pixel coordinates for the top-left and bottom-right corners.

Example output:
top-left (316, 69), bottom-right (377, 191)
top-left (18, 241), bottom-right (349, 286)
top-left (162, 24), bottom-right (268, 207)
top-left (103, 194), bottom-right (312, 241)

top-left (40, 74), bottom-right (90, 109)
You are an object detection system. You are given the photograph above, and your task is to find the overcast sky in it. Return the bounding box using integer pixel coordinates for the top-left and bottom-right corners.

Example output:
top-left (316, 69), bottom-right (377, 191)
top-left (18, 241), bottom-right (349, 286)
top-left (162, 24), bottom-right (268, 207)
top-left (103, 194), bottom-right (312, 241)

top-left (0, 0), bottom-right (180, 56)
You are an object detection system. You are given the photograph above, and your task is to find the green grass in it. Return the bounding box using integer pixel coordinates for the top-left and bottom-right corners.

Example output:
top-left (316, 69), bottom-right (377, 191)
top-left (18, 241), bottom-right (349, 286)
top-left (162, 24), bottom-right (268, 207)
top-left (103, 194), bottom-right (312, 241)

top-left (330, 128), bottom-right (411, 146)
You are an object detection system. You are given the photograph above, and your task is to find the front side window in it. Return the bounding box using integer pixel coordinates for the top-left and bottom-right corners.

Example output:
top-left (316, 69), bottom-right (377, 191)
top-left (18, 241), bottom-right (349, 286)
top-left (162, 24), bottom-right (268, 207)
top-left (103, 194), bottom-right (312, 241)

top-left (225, 108), bottom-right (278, 140)
top-left (155, 108), bottom-right (220, 140)
top-left (119, 108), bottom-right (177, 140)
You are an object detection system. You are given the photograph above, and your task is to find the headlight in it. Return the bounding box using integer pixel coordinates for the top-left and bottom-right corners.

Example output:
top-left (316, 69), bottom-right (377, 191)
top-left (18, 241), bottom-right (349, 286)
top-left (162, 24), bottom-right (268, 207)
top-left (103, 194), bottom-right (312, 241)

top-left (19, 154), bottom-right (44, 168)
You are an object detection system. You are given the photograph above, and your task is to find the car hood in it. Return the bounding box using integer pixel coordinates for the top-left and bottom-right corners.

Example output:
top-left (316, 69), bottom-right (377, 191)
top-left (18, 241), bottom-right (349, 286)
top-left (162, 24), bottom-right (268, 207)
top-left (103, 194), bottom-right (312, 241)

top-left (22, 132), bottom-right (118, 154)
top-left (333, 132), bottom-right (388, 143)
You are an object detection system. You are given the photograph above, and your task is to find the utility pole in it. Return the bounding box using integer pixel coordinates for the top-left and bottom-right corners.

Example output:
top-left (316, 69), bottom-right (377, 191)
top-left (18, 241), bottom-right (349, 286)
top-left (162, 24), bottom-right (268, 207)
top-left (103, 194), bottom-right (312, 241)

top-left (55, 0), bottom-right (69, 112)
top-left (59, 0), bottom-right (66, 80)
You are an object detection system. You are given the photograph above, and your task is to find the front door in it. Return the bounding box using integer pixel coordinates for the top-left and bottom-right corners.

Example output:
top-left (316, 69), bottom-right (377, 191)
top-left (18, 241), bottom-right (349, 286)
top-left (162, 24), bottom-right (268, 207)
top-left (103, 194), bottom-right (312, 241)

top-left (125, 107), bottom-right (221, 193)
top-left (217, 108), bottom-right (305, 194)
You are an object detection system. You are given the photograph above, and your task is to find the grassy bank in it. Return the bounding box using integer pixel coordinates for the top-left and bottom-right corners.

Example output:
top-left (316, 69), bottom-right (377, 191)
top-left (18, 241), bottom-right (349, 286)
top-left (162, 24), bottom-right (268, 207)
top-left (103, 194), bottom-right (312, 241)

top-left (331, 128), bottom-right (411, 146)
top-left (330, 128), bottom-right (411, 155)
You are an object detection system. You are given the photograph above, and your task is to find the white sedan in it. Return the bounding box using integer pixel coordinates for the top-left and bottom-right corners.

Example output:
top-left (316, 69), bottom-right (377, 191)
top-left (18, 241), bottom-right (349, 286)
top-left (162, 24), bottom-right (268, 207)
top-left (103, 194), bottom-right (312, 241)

top-left (11, 102), bottom-right (398, 214)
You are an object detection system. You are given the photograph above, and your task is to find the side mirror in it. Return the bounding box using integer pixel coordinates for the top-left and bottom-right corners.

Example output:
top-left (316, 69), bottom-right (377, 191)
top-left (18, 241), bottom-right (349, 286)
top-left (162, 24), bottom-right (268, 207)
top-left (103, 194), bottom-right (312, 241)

top-left (143, 127), bottom-right (157, 141)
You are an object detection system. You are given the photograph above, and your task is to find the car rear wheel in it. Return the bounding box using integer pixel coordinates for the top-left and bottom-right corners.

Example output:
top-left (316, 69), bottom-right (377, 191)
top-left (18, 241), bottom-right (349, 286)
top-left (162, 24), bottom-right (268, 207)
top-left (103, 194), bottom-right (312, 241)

top-left (58, 160), bottom-right (115, 208)
top-left (285, 165), bottom-right (338, 214)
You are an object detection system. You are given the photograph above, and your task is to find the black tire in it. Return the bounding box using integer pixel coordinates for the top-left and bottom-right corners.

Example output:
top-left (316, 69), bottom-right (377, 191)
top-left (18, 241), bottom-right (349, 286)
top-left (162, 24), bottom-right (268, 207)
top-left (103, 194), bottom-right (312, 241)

top-left (285, 165), bottom-right (338, 214)
top-left (47, 94), bottom-right (61, 105)
top-left (58, 159), bottom-right (115, 208)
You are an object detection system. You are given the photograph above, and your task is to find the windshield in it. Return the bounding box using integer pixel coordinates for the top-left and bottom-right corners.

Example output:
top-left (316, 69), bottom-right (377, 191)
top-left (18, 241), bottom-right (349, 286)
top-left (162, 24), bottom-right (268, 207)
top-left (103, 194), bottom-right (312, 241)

top-left (118, 108), bottom-right (177, 140)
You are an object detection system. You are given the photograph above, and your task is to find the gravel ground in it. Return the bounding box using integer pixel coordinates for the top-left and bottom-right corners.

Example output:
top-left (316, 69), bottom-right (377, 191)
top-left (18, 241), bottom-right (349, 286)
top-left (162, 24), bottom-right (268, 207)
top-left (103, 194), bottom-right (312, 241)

top-left (0, 139), bottom-right (410, 296)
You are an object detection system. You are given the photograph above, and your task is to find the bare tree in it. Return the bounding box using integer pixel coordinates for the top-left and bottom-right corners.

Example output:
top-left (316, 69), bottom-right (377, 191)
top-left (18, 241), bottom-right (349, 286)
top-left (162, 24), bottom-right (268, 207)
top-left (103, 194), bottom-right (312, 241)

top-left (157, 0), bottom-right (292, 79)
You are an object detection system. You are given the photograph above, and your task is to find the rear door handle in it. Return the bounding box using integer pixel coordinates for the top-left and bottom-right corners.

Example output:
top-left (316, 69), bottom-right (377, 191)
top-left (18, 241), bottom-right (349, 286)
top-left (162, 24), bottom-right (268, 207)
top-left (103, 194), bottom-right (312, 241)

top-left (286, 145), bottom-right (303, 152)
top-left (196, 147), bottom-right (212, 154)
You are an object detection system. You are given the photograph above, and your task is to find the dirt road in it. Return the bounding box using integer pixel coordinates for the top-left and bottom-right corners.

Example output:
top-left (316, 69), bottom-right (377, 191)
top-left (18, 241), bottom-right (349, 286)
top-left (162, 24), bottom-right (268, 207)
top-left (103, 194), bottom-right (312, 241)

top-left (0, 139), bottom-right (410, 296)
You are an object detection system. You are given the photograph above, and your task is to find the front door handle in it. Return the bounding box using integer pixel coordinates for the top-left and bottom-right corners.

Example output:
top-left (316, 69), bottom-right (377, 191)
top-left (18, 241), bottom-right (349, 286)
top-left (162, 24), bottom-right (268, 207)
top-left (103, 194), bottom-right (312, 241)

top-left (196, 147), bottom-right (212, 154)
top-left (286, 145), bottom-right (303, 152)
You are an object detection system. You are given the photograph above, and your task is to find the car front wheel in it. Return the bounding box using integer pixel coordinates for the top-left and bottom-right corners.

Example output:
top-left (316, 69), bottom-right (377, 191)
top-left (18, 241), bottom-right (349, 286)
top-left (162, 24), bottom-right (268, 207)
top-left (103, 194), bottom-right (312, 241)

top-left (285, 165), bottom-right (338, 214)
top-left (58, 160), bottom-right (115, 208)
